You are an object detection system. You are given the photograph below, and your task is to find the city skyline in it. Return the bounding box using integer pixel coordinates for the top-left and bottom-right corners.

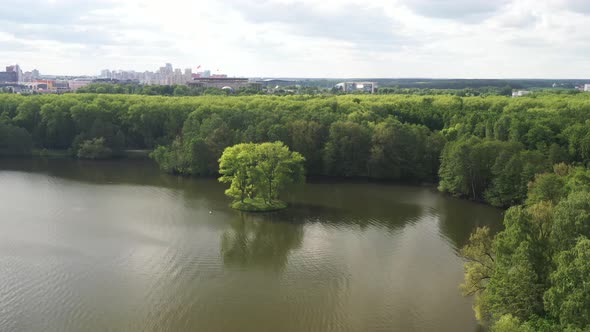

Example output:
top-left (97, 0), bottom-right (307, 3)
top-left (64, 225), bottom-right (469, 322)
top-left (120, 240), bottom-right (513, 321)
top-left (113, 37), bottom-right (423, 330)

top-left (2, 0), bottom-right (590, 78)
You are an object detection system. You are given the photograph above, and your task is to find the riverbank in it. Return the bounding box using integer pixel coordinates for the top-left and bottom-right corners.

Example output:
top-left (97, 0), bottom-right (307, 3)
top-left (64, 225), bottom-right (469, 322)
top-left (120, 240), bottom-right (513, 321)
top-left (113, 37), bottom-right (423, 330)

top-left (3, 154), bottom-right (497, 209)
top-left (231, 198), bottom-right (288, 212)
top-left (29, 149), bottom-right (152, 159)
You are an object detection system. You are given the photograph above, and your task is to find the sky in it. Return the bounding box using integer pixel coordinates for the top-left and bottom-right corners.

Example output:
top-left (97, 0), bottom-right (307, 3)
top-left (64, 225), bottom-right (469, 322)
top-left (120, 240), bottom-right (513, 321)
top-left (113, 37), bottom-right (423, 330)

top-left (1, 0), bottom-right (589, 78)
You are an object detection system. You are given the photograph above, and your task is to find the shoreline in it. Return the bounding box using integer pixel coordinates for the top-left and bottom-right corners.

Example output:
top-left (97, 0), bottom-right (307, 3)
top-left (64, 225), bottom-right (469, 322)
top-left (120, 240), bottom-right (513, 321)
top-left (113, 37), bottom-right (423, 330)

top-left (0, 155), bottom-right (503, 210)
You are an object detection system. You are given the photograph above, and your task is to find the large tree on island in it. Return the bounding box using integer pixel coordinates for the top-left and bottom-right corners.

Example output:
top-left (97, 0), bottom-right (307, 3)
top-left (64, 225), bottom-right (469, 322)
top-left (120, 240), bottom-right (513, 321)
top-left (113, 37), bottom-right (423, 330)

top-left (219, 142), bottom-right (305, 211)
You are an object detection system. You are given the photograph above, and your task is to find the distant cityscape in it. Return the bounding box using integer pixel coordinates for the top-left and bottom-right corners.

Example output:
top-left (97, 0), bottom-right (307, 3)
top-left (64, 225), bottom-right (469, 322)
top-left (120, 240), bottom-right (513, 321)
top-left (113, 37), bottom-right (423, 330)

top-left (0, 62), bottom-right (342, 94)
top-left (2, 62), bottom-right (590, 95)
top-left (99, 63), bottom-right (229, 85)
top-left (0, 63), bottom-right (255, 93)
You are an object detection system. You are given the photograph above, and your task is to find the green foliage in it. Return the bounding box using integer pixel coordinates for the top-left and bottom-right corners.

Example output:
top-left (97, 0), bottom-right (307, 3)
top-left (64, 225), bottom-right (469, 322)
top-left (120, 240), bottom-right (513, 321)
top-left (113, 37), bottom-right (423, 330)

top-left (1, 92), bottom-right (590, 207)
top-left (462, 161), bottom-right (590, 331)
top-left (218, 142), bottom-right (305, 210)
top-left (439, 137), bottom-right (513, 200)
top-left (252, 142), bottom-right (305, 203)
top-left (491, 315), bottom-right (533, 332)
top-left (368, 118), bottom-right (445, 181)
top-left (39, 102), bottom-right (76, 148)
top-left (485, 240), bottom-right (546, 321)
top-left (323, 121), bottom-right (371, 177)
top-left (526, 173), bottom-right (566, 205)
top-left (77, 137), bottom-right (112, 159)
top-left (551, 191), bottom-right (590, 253)
top-left (485, 150), bottom-right (549, 207)
top-left (460, 226), bottom-right (495, 315)
top-left (149, 138), bottom-right (190, 174)
top-left (219, 143), bottom-right (256, 202)
top-left (287, 120), bottom-right (325, 173)
top-left (0, 121), bottom-right (33, 156)
top-left (545, 238), bottom-right (590, 329)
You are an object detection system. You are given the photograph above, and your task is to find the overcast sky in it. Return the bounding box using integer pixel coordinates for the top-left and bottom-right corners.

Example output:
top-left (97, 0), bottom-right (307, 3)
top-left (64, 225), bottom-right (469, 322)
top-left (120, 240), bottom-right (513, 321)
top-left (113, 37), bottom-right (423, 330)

top-left (1, 0), bottom-right (589, 78)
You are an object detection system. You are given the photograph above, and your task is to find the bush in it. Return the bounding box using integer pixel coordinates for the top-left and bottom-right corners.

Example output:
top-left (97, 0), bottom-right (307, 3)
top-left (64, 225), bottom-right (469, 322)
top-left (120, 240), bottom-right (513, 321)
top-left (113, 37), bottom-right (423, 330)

top-left (0, 122), bottom-right (32, 156)
top-left (77, 137), bottom-right (112, 159)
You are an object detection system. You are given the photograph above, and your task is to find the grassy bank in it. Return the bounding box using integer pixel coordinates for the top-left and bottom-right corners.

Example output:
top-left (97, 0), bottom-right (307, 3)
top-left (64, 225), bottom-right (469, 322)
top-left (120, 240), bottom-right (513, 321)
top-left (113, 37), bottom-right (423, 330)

top-left (231, 198), bottom-right (288, 212)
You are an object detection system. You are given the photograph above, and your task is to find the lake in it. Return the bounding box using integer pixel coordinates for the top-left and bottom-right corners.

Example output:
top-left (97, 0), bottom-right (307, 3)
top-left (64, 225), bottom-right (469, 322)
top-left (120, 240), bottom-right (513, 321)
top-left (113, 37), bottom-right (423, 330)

top-left (0, 159), bottom-right (502, 332)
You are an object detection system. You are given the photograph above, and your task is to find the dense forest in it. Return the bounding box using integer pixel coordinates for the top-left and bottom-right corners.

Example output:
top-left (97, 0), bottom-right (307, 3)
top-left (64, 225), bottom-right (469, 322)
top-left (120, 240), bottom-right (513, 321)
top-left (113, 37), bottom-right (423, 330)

top-left (371, 78), bottom-right (585, 90)
top-left (2, 92), bottom-right (590, 329)
top-left (75, 82), bottom-right (582, 97)
top-left (1, 93), bottom-right (590, 208)
top-left (76, 83), bottom-right (268, 96)
top-left (462, 164), bottom-right (590, 331)
top-left (76, 82), bottom-right (518, 97)
top-left (75, 82), bottom-right (516, 97)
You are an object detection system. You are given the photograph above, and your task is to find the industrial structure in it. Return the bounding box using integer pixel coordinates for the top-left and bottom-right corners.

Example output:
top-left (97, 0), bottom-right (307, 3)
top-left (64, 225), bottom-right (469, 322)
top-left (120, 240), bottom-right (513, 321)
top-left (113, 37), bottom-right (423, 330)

top-left (335, 81), bottom-right (377, 94)
top-left (256, 79), bottom-right (298, 88)
top-left (187, 77), bottom-right (261, 91)
top-left (512, 90), bottom-right (532, 97)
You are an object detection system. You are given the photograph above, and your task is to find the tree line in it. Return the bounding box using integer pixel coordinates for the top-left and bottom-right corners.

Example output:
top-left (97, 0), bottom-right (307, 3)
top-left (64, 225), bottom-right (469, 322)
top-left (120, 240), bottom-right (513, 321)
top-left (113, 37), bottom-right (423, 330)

top-left (76, 82), bottom-right (516, 97)
top-left (1, 93), bottom-right (590, 207)
top-left (76, 83), bottom-right (267, 96)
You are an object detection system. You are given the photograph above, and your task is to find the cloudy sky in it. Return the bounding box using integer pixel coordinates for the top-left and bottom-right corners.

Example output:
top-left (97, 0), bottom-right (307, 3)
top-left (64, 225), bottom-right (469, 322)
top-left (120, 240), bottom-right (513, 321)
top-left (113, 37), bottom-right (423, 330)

top-left (1, 0), bottom-right (589, 78)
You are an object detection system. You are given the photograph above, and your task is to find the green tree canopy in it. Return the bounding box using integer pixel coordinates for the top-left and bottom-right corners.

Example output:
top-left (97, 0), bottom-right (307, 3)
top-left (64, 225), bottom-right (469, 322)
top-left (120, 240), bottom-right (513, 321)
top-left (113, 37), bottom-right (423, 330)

top-left (544, 237), bottom-right (590, 329)
top-left (218, 141), bottom-right (305, 211)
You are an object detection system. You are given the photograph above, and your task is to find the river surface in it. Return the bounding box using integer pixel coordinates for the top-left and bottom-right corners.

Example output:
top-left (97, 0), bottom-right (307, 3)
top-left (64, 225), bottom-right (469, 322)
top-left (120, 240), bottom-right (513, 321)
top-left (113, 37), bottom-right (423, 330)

top-left (0, 159), bottom-right (502, 332)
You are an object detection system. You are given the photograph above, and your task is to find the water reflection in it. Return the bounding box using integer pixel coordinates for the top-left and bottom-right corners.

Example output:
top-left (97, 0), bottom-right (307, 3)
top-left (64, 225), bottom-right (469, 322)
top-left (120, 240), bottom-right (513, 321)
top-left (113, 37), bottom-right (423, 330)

top-left (0, 158), bottom-right (186, 188)
top-left (0, 158), bottom-right (503, 332)
top-left (221, 213), bottom-right (303, 270)
top-left (435, 196), bottom-right (504, 249)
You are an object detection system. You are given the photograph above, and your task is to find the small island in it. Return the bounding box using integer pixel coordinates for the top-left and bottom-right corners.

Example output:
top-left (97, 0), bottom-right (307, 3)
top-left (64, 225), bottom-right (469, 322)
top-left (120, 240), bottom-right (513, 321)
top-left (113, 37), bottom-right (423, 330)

top-left (218, 141), bottom-right (305, 212)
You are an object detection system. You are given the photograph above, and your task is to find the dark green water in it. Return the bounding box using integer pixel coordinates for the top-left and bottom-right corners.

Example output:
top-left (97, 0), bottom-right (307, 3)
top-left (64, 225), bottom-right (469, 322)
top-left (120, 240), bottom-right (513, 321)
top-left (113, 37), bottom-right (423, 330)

top-left (0, 159), bottom-right (502, 332)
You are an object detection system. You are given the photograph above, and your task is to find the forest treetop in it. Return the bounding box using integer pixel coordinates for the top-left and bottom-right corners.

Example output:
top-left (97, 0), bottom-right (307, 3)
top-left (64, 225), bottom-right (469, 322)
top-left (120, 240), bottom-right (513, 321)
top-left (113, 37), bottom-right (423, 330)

top-left (218, 142), bottom-right (305, 212)
top-left (2, 92), bottom-right (590, 209)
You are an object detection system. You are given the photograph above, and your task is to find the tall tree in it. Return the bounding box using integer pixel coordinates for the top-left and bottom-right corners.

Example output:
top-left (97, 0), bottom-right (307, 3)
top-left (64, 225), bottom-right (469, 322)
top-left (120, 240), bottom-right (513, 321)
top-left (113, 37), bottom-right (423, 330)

top-left (218, 142), bottom-right (305, 210)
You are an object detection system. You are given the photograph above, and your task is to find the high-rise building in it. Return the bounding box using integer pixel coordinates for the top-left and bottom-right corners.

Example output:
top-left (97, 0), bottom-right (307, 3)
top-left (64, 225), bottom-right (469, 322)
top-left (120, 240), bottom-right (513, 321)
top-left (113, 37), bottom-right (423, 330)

top-left (183, 68), bottom-right (192, 84)
top-left (31, 69), bottom-right (40, 79)
top-left (69, 78), bottom-right (93, 91)
top-left (100, 69), bottom-right (112, 78)
top-left (0, 71), bottom-right (17, 83)
top-left (5, 65), bottom-right (22, 82)
top-left (23, 71), bottom-right (33, 82)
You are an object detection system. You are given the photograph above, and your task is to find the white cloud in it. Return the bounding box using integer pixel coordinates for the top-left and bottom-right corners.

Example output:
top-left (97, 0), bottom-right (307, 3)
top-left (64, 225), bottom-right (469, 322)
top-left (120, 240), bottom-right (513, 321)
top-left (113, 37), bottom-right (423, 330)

top-left (397, 0), bottom-right (511, 22)
top-left (0, 0), bottom-right (589, 78)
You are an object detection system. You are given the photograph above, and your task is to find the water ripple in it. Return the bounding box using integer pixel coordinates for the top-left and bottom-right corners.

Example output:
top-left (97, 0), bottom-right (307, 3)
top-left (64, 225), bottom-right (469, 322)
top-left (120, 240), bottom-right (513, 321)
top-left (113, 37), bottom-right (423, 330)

top-left (0, 162), bottom-right (500, 332)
